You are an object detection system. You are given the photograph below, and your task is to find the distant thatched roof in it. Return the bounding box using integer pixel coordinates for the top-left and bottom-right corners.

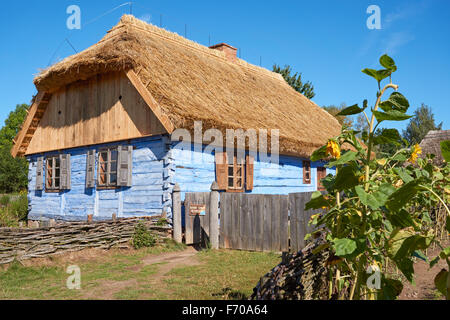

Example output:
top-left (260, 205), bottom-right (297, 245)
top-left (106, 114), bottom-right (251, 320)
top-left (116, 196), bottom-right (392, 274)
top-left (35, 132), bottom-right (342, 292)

top-left (34, 15), bottom-right (341, 158)
top-left (419, 130), bottom-right (450, 165)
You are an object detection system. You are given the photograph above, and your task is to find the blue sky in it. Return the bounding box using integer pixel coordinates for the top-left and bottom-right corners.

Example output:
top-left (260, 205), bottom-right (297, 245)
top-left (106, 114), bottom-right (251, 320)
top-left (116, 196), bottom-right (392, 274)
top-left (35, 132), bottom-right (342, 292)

top-left (0, 0), bottom-right (448, 132)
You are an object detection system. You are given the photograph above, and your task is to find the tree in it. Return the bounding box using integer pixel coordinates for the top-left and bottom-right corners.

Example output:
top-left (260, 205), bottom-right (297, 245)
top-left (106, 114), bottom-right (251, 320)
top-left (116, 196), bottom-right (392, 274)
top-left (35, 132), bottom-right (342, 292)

top-left (0, 104), bottom-right (29, 193)
top-left (323, 103), bottom-right (354, 128)
top-left (403, 103), bottom-right (442, 145)
top-left (374, 127), bottom-right (403, 157)
top-left (353, 113), bottom-right (369, 137)
top-left (272, 64), bottom-right (315, 99)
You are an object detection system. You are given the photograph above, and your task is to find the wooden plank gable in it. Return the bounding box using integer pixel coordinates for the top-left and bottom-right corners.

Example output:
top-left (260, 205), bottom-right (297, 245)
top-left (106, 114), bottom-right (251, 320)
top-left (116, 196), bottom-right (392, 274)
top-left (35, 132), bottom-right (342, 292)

top-left (20, 72), bottom-right (168, 156)
top-left (11, 91), bottom-right (52, 158)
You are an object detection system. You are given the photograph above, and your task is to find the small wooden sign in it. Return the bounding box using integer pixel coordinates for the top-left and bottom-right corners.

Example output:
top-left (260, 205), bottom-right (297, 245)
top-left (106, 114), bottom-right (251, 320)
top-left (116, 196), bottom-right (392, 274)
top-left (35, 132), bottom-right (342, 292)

top-left (190, 204), bottom-right (206, 216)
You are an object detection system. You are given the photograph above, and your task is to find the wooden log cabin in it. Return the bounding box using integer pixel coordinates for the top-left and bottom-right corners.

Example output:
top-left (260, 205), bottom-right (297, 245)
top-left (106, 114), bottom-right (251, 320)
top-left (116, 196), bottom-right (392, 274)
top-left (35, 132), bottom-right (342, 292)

top-left (11, 15), bottom-right (341, 222)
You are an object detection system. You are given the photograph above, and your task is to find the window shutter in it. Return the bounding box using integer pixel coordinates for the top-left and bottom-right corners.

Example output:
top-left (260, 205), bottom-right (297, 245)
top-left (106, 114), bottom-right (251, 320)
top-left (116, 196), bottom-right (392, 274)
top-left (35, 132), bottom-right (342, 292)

top-left (215, 152), bottom-right (228, 190)
top-left (317, 167), bottom-right (327, 191)
top-left (117, 146), bottom-right (133, 187)
top-left (60, 154), bottom-right (71, 190)
top-left (36, 157), bottom-right (44, 191)
top-left (86, 150), bottom-right (95, 188)
top-left (245, 155), bottom-right (254, 191)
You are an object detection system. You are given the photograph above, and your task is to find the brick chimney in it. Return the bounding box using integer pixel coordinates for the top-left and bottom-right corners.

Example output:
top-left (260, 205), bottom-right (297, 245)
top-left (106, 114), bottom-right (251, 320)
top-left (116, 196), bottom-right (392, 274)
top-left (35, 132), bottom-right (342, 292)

top-left (209, 43), bottom-right (237, 61)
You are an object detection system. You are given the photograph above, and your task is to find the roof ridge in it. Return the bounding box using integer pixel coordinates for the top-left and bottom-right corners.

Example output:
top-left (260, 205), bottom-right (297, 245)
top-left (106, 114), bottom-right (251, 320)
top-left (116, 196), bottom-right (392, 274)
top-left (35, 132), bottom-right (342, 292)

top-left (423, 130), bottom-right (450, 137)
top-left (114, 15), bottom-right (285, 83)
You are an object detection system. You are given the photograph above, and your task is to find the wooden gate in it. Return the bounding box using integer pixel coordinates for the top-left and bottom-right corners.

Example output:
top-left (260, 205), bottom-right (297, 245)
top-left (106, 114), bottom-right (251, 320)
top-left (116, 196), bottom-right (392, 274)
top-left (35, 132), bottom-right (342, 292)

top-left (175, 187), bottom-right (323, 253)
top-left (184, 192), bottom-right (210, 245)
top-left (289, 192), bottom-right (323, 253)
top-left (219, 193), bottom-right (289, 252)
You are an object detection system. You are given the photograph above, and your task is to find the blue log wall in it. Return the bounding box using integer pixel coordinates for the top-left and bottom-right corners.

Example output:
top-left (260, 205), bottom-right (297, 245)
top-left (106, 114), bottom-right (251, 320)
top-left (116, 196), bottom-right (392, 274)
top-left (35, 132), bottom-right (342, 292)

top-left (171, 142), bottom-right (335, 201)
top-left (26, 137), bottom-right (333, 222)
top-left (27, 135), bottom-right (174, 222)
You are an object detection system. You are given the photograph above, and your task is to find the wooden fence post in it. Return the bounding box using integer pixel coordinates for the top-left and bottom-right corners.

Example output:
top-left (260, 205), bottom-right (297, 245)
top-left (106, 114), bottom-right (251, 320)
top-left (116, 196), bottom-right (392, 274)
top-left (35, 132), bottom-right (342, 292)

top-left (172, 183), bottom-right (182, 243)
top-left (209, 181), bottom-right (220, 249)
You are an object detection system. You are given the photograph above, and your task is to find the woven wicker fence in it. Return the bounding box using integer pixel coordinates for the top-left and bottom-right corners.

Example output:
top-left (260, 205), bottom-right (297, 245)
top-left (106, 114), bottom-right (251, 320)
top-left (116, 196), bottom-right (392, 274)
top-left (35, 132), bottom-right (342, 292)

top-left (0, 217), bottom-right (171, 265)
top-left (250, 237), bottom-right (331, 300)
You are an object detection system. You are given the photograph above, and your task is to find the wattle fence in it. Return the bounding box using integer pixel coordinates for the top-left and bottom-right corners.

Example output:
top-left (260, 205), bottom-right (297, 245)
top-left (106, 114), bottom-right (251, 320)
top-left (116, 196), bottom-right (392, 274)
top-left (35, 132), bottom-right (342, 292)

top-left (0, 217), bottom-right (171, 265)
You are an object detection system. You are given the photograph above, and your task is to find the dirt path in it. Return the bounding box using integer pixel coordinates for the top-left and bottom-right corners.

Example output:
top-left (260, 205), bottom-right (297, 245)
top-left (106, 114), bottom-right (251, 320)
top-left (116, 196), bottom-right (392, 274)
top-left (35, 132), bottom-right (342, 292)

top-left (399, 241), bottom-right (449, 300)
top-left (82, 246), bottom-right (202, 300)
top-left (141, 246), bottom-right (202, 274)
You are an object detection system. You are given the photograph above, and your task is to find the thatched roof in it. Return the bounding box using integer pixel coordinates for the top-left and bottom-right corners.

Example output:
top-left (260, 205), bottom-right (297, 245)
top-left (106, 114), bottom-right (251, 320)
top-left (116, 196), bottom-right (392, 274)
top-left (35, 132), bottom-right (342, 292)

top-left (34, 15), bottom-right (341, 158)
top-left (419, 130), bottom-right (450, 166)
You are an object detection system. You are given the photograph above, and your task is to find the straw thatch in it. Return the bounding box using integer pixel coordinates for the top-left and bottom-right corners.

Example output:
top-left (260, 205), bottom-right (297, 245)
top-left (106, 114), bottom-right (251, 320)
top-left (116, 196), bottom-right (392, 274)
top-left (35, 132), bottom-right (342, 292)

top-left (419, 130), bottom-right (450, 166)
top-left (34, 15), bottom-right (341, 158)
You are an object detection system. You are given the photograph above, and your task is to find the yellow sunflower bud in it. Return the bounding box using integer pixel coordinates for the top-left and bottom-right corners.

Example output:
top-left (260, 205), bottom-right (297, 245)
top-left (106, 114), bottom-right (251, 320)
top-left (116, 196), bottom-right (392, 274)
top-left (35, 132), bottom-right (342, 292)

top-left (394, 179), bottom-right (404, 188)
top-left (326, 140), bottom-right (341, 159)
top-left (408, 144), bottom-right (422, 164)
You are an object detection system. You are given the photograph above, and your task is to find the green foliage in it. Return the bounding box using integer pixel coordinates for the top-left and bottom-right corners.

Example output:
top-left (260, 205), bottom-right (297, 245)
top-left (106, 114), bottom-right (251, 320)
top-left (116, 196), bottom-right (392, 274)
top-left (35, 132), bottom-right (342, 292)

top-left (156, 218), bottom-right (169, 226)
top-left (131, 222), bottom-right (156, 249)
top-left (10, 193), bottom-right (29, 221)
top-left (0, 195), bottom-right (10, 206)
top-left (402, 104), bottom-right (443, 145)
top-left (379, 54), bottom-right (397, 73)
top-left (374, 128), bottom-right (403, 157)
top-left (323, 104), bottom-right (354, 128)
top-left (306, 55), bottom-right (450, 300)
top-left (272, 64), bottom-right (315, 99)
top-left (0, 104), bottom-right (29, 143)
top-left (353, 114), bottom-right (369, 138)
top-left (332, 238), bottom-right (366, 259)
top-left (337, 103), bottom-right (367, 116)
top-left (0, 104), bottom-right (30, 193)
top-left (0, 193), bottom-right (28, 227)
top-left (440, 140), bottom-right (450, 163)
top-left (377, 277), bottom-right (403, 300)
top-left (434, 269), bottom-right (449, 297)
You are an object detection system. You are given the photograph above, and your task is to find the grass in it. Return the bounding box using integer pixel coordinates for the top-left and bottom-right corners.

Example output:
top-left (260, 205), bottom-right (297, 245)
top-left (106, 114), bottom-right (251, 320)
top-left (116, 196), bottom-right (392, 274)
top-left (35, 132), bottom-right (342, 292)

top-left (0, 193), bottom-right (28, 228)
top-left (0, 240), bottom-right (280, 300)
top-left (162, 250), bottom-right (279, 300)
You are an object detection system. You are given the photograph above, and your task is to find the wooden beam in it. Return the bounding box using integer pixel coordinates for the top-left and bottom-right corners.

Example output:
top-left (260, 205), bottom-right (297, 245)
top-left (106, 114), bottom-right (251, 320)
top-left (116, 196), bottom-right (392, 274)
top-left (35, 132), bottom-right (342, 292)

top-left (125, 70), bottom-right (175, 134)
top-left (11, 91), bottom-right (47, 158)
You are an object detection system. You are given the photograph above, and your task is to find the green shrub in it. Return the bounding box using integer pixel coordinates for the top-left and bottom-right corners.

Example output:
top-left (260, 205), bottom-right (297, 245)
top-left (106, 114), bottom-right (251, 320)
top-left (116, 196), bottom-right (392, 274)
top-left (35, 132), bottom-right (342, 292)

top-left (131, 222), bottom-right (156, 249)
top-left (156, 218), bottom-right (169, 226)
top-left (0, 195), bottom-right (10, 206)
top-left (10, 194), bottom-right (28, 221)
top-left (0, 207), bottom-right (18, 228)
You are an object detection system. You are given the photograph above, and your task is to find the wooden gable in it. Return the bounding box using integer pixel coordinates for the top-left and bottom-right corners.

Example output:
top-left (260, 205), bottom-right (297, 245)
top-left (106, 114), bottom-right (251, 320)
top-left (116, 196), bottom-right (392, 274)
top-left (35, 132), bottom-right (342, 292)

top-left (22, 72), bottom-right (169, 156)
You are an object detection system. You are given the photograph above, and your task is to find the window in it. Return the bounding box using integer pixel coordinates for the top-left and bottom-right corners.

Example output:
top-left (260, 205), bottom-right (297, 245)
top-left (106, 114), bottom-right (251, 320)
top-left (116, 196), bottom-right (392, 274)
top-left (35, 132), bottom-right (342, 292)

top-left (97, 146), bottom-right (133, 188)
top-left (303, 160), bottom-right (311, 184)
top-left (317, 167), bottom-right (327, 191)
top-left (97, 147), bottom-right (118, 188)
top-left (46, 156), bottom-right (61, 191)
top-left (45, 154), bottom-right (71, 191)
top-left (227, 153), bottom-right (245, 191)
top-left (215, 152), bottom-right (254, 192)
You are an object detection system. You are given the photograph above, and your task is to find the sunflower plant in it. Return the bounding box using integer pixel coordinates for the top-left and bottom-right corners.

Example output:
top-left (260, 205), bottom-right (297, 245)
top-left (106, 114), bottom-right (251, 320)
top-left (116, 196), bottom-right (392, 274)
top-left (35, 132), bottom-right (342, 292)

top-left (306, 54), bottom-right (450, 300)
